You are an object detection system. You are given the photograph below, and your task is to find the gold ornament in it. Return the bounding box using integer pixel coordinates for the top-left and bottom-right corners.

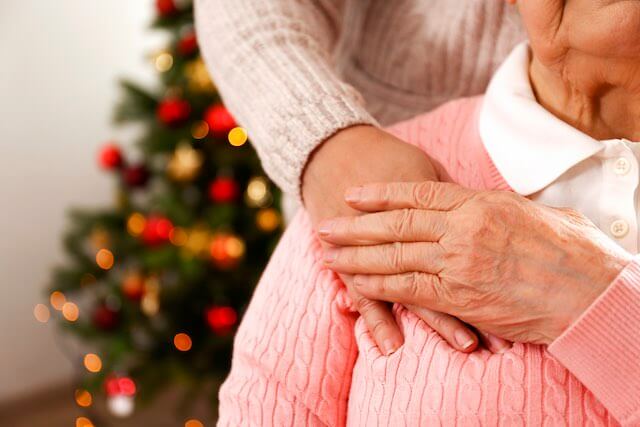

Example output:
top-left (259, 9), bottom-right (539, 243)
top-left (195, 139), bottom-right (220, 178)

top-left (126, 212), bottom-right (146, 237)
top-left (167, 142), bottom-right (204, 182)
top-left (256, 208), bottom-right (281, 232)
top-left (184, 57), bottom-right (215, 94)
top-left (245, 176), bottom-right (272, 208)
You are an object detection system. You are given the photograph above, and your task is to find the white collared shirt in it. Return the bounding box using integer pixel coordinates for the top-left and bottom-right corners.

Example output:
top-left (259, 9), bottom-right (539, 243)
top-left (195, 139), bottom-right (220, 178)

top-left (480, 43), bottom-right (640, 254)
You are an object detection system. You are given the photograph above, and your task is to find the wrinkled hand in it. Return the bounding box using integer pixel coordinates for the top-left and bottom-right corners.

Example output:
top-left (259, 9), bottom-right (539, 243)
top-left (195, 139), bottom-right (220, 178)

top-left (319, 181), bottom-right (631, 345)
top-left (303, 126), bottom-right (497, 354)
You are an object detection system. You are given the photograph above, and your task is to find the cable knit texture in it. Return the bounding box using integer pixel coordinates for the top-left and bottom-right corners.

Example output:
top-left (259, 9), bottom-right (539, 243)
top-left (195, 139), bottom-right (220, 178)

top-left (217, 97), bottom-right (640, 426)
top-left (195, 0), bottom-right (526, 197)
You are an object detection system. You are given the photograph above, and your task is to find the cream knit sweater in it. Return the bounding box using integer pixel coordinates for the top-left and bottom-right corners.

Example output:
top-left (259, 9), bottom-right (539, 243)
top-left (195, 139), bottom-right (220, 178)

top-left (194, 0), bottom-right (526, 197)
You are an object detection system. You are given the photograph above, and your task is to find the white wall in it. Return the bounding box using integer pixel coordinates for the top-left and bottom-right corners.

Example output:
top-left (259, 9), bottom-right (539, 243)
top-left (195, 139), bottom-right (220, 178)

top-left (0, 0), bottom-right (161, 402)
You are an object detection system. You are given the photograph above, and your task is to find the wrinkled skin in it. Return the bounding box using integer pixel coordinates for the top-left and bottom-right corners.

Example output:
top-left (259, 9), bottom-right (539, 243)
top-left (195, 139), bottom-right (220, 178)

top-left (320, 182), bottom-right (631, 344)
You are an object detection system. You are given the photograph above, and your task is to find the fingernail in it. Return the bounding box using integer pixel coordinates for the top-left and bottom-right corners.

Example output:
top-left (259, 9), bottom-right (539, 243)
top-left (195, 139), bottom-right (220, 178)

top-left (484, 333), bottom-right (511, 354)
top-left (345, 186), bottom-right (362, 203)
top-left (317, 220), bottom-right (333, 237)
top-left (383, 339), bottom-right (399, 356)
top-left (323, 248), bottom-right (338, 263)
top-left (454, 329), bottom-right (475, 350)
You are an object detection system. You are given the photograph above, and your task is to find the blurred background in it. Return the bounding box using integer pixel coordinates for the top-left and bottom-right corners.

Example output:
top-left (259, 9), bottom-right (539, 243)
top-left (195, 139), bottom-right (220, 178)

top-left (0, 1), bottom-right (281, 425)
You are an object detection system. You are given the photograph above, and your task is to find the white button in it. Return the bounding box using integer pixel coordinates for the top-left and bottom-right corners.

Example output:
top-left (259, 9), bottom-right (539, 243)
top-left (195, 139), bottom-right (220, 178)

top-left (610, 220), bottom-right (629, 238)
top-left (613, 157), bottom-right (631, 175)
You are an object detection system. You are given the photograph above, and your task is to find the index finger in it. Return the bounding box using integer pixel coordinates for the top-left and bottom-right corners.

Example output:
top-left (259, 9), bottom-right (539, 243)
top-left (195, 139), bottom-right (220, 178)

top-left (344, 181), bottom-right (474, 212)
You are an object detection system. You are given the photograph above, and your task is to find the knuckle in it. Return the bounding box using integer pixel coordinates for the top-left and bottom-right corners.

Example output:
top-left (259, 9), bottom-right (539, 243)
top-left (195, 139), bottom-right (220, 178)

top-left (390, 242), bottom-right (405, 270)
top-left (401, 272), bottom-right (422, 300)
top-left (412, 182), bottom-right (435, 207)
top-left (389, 209), bottom-right (414, 239)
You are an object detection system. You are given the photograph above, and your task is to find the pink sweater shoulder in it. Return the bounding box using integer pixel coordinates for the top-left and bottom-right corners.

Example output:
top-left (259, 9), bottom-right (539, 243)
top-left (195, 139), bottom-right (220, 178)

top-left (217, 97), bottom-right (640, 426)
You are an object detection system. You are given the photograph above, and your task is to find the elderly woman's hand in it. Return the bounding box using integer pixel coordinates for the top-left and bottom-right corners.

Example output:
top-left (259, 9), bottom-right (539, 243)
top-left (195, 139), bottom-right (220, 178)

top-left (303, 126), bottom-right (497, 354)
top-left (319, 182), bottom-right (632, 345)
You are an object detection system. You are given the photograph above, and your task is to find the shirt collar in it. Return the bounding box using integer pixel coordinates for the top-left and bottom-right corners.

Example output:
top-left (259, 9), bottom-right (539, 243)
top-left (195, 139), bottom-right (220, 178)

top-left (479, 42), bottom-right (604, 196)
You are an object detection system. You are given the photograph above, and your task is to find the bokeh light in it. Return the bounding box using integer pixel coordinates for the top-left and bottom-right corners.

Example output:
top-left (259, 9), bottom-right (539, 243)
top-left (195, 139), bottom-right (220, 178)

top-left (83, 353), bottom-right (102, 373)
top-left (75, 389), bottom-right (93, 407)
top-left (185, 420), bottom-right (204, 427)
top-left (256, 208), bottom-right (280, 232)
top-left (96, 248), bottom-right (115, 270)
top-left (50, 291), bottom-right (66, 311)
top-left (227, 127), bottom-right (247, 147)
top-left (169, 227), bottom-right (188, 246)
top-left (173, 333), bottom-right (192, 351)
top-left (245, 176), bottom-right (271, 207)
top-left (154, 52), bottom-right (174, 72)
top-left (62, 302), bottom-right (79, 322)
top-left (127, 212), bottom-right (146, 237)
top-left (76, 417), bottom-right (94, 427)
top-left (191, 120), bottom-right (209, 139)
top-left (33, 304), bottom-right (50, 323)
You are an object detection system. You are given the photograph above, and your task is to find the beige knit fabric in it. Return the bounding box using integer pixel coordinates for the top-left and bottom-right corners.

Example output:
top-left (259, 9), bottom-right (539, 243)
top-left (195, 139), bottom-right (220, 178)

top-left (195, 0), bottom-right (526, 197)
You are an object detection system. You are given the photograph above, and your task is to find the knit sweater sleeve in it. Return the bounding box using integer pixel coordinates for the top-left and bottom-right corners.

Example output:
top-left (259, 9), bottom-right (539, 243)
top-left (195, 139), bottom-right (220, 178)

top-left (548, 256), bottom-right (640, 426)
top-left (194, 0), bottom-right (376, 197)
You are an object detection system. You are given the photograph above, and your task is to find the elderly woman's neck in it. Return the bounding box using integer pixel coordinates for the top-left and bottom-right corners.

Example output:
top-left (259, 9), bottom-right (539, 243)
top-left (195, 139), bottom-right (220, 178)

top-left (529, 57), bottom-right (640, 142)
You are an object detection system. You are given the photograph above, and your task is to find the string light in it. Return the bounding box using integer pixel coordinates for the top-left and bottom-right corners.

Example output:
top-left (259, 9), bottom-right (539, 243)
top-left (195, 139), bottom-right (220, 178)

top-left (96, 248), bottom-right (115, 270)
top-left (173, 333), bottom-right (192, 351)
top-left (167, 143), bottom-right (204, 182)
top-left (76, 417), bottom-right (94, 427)
top-left (75, 389), bottom-right (93, 407)
top-left (227, 127), bottom-right (247, 147)
top-left (245, 176), bottom-right (271, 207)
top-left (83, 353), bottom-right (102, 373)
top-left (50, 291), bottom-right (66, 311)
top-left (190, 120), bottom-right (209, 139)
top-left (154, 51), bottom-right (174, 72)
top-left (185, 420), bottom-right (204, 427)
top-left (127, 212), bottom-right (146, 236)
top-left (33, 304), bottom-right (50, 323)
top-left (62, 302), bottom-right (79, 322)
top-left (256, 208), bottom-right (280, 232)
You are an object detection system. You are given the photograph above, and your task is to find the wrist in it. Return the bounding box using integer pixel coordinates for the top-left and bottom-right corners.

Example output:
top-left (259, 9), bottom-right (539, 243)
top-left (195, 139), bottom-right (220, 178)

top-left (549, 246), bottom-right (631, 344)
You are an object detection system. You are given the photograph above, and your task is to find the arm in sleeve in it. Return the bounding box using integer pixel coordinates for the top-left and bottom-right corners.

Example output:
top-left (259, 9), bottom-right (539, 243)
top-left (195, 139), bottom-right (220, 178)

top-left (548, 256), bottom-right (640, 426)
top-left (195, 0), bottom-right (376, 197)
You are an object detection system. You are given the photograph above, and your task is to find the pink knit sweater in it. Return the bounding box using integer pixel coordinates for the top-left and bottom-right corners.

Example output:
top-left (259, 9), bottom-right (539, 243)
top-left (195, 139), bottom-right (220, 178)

top-left (217, 97), bottom-right (640, 426)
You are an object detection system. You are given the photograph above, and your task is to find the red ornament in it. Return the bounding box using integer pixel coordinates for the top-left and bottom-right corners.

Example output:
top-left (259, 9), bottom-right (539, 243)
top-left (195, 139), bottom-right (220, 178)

top-left (141, 216), bottom-right (174, 246)
top-left (206, 306), bottom-right (238, 334)
top-left (92, 304), bottom-right (119, 331)
top-left (155, 0), bottom-right (177, 17)
top-left (98, 143), bottom-right (123, 170)
top-left (204, 104), bottom-right (236, 136)
top-left (157, 97), bottom-right (191, 127)
top-left (105, 375), bottom-right (136, 397)
top-left (123, 164), bottom-right (149, 188)
top-left (178, 31), bottom-right (198, 56)
top-left (208, 177), bottom-right (239, 203)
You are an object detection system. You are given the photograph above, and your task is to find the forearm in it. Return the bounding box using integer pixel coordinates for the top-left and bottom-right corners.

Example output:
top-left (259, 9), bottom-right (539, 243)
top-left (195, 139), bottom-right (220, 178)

top-left (195, 0), bottom-right (375, 197)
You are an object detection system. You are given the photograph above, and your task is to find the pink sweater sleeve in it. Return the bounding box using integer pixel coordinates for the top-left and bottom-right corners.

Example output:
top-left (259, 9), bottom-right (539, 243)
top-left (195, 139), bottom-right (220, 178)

top-left (548, 257), bottom-right (640, 426)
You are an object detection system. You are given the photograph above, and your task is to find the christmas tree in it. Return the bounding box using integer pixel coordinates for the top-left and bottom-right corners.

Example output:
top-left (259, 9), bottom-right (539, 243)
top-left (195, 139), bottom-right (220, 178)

top-left (41, 0), bottom-right (282, 421)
